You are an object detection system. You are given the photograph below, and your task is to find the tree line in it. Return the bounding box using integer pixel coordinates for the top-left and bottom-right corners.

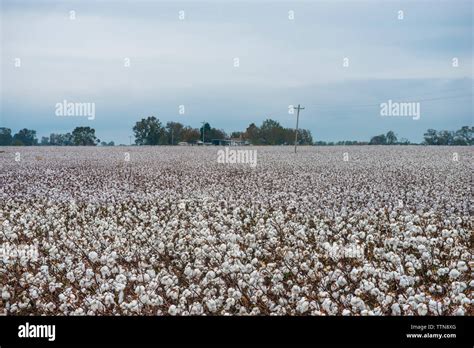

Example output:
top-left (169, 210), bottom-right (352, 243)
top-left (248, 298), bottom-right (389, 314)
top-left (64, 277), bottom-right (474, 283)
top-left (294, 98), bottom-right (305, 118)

top-left (132, 117), bottom-right (313, 146)
top-left (0, 122), bottom-right (472, 146)
top-left (313, 127), bottom-right (472, 146)
top-left (0, 127), bottom-right (103, 146)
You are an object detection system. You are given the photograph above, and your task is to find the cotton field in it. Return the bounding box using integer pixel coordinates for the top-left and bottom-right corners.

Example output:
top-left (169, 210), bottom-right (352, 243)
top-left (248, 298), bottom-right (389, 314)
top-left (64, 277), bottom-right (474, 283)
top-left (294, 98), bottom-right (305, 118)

top-left (0, 146), bottom-right (472, 316)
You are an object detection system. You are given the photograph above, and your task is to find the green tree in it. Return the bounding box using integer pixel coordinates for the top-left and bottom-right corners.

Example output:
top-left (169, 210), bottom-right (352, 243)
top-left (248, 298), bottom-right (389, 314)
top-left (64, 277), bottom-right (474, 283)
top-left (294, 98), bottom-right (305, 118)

top-left (454, 126), bottom-right (473, 145)
top-left (230, 131), bottom-right (243, 139)
top-left (50, 133), bottom-right (74, 146)
top-left (423, 129), bottom-right (438, 145)
top-left (72, 127), bottom-right (99, 146)
top-left (0, 128), bottom-right (13, 145)
top-left (40, 136), bottom-right (50, 145)
top-left (13, 128), bottom-right (37, 146)
top-left (386, 131), bottom-right (397, 145)
top-left (181, 126), bottom-right (200, 143)
top-left (199, 122), bottom-right (212, 142)
top-left (133, 116), bottom-right (164, 145)
top-left (437, 130), bottom-right (453, 145)
top-left (260, 119), bottom-right (285, 145)
top-left (209, 127), bottom-right (227, 141)
top-left (399, 137), bottom-right (410, 145)
top-left (244, 123), bottom-right (261, 144)
top-left (369, 134), bottom-right (387, 145)
top-left (165, 122), bottom-right (184, 145)
top-left (296, 129), bottom-right (313, 145)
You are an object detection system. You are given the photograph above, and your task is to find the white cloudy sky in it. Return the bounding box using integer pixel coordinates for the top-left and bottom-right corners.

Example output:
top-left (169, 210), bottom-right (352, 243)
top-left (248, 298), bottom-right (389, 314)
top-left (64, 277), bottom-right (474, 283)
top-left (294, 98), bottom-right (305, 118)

top-left (1, 0), bottom-right (472, 143)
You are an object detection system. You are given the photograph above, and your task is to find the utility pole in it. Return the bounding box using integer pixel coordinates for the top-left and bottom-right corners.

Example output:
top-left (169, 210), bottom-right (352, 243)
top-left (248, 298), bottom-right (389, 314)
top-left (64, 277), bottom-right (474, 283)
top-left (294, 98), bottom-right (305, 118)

top-left (293, 104), bottom-right (305, 153)
top-left (129, 135), bottom-right (132, 146)
top-left (171, 128), bottom-right (174, 145)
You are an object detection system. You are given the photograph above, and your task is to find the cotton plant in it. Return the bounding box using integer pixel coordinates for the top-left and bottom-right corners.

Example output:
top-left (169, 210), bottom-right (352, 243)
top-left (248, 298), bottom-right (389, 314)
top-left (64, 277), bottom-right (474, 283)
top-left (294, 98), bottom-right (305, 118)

top-left (0, 146), bottom-right (471, 315)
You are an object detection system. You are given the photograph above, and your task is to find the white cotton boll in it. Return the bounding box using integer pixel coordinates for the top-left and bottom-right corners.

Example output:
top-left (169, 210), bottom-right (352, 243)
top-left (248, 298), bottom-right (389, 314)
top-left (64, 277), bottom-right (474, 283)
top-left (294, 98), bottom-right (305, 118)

top-left (399, 276), bottom-right (410, 288)
top-left (437, 268), bottom-right (449, 276)
top-left (88, 251), bottom-right (98, 263)
top-left (428, 300), bottom-right (442, 314)
top-left (449, 269), bottom-right (460, 279)
top-left (336, 276), bottom-right (347, 287)
top-left (225, 298), bottom-right (236, 310)
top-left (291, 285), bottom-right (301, 296)
top-left (135, 285), bottom-right (145, 295)
top-left (206, 299), bottom-right (217, 313)
top-left (100, 266), bottom-right (110, 277)
top-left (184, 266), bottom-right (193, 277)
top-left (29, 289), bottom-right (39, 299)
top-left (168, 305), bottom-right (178, 316)
top-left (157, 242), bottom-right (165, 253)
top-left (456, 261), bottom-right (468, 272)
top-left (118, 290), bottom-right (124, 303)
top-left (2, 290), bottom-right (11, 301)
top-left (350, 296), bottom-right (365, 311)
top-left (296, 299), bottom-right (309, 314)
top-left (417, 303), bottom-right (428, 316)
top-left (391, 303), bottom-right (401, 315)
top-left (66, 271), bottom-right (75, 282)
top-left (251, 307), bottom-right (260, 315)
top-left (104, 293), bottom-right (115, 306)
top-left (421, 252), bottom-right (431, 261)
top-left (454, 307), bottom-right (465, 316)
top-left (190, 303), bottom-right (203, 315)
top-left (232, 290), bottom-right (242, 300)
top-left (342, 309), bottom-right (351, 316)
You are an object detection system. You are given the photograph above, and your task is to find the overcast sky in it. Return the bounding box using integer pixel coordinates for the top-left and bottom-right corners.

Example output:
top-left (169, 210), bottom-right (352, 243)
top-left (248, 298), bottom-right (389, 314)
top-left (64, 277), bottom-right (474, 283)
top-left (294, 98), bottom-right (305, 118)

top-left (1, 0), bottom-right (472, 144)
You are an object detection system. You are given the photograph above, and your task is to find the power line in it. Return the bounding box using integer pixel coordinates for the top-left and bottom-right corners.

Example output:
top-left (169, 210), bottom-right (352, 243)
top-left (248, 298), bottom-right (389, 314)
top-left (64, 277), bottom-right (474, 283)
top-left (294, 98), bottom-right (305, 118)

top-left (264, 87), bottom-right (472, 117)
top-left (306, 94), bottom-right (472, 111)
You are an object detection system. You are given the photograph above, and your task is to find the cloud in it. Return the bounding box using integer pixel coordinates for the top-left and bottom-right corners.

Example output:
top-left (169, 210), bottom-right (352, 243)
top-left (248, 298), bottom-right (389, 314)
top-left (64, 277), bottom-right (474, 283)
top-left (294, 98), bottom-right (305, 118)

top-left (1, 0), bottom-right (472, 143)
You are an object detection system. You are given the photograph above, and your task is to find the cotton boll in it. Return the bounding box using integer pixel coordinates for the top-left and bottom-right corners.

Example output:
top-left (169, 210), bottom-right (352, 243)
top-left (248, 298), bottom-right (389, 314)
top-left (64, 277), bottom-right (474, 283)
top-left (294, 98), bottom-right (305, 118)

top-left (449, 269), bottom-right (460, 280)
top-left (100, 266), bottom-right (111, 277)
top-left (417, 303), bottom-right (428, 316)
top-left (206, 299), bottom-right (217, 313)
top-left (168, 305), bottom-right (178, 316)
top-left (336, 276), bottom-right (347, 287)
top-left (190, 302), bottom-right (203, 315)
top-left (391, 303), bottom-right (401, 315)
top-left (184, 266), bottom-right (193, 277)
top-left (2, 290), bottom-right (10, 301)
top-left (88, 251), bottom-right (98, 263)
top-left (225, 298), bottom-right (236, 310)
top-left (291, 285), bottom-right (301, 296)
top-left (399, 276), bottom-right (410, 288)
top-left (437, 268), bottom-right (449, 276)
top-left (456, 261), bottom-right (468, 272)
top-left (104, 293), bottom-right (115, 306)
top-left (350, 296), bottom-right (365, 311)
